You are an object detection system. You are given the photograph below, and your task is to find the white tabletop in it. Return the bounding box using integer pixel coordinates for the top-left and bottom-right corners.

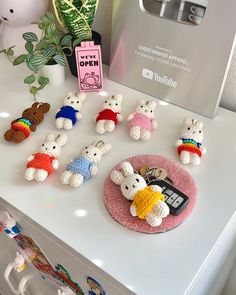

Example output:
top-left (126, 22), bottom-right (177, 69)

top-left (0, 54), bottom-right (236, 295)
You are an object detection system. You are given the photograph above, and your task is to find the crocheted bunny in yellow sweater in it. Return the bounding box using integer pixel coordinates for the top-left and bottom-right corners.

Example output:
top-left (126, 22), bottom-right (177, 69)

top-left (111, 161), bottom-right (170, 227)
top-left (132, 186), bottom-right (165, 219)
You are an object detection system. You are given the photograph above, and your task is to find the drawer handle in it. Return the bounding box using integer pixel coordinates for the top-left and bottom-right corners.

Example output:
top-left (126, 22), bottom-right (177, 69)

top-left (4, 263), bottom-right (20, 294)
top-left (4, 263), bottom-right (29, 295)
top-left (18, 277), bottom-right (28, 295)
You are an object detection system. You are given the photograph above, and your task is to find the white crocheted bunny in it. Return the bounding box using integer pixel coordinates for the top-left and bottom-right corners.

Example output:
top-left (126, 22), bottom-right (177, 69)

top-left (1, 211), bottom-right (21, 238)
top-left (25, 134), bottom-right (68, 182)
top-left (95, 94), bottom-right (123, 134)
top-left (176, 118), bottom-right (207, 166)
top-left (61, 140), bottom-right (112, 187)
top-left (127, 99), bottom-right (157, 141)
top-left (110, 162), bottom-right (169, 227)
top-left (55, 92), bottom-right (86, 130)
top-left (14, 252), bottom-right (26, 273)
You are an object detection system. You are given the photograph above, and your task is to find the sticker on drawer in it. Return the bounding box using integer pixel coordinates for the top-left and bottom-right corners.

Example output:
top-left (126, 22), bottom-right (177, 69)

top-left (55, 264), bottom-right (84, 295)
top-left (87, 276), bottom-right (106, 295)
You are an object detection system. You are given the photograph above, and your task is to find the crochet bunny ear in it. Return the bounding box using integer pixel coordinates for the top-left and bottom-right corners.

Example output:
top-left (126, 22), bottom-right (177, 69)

top-left (46, 134), bottom-right (56, 141)
top-left (114, 94), bottom-right (123, 103)
top-left (31, 102), bottom-right (50, 113)
top-left (120, 161), bottom-right (134, 176)
top-left (67, 92), bottom-right (73, 97)
top-left (92, 140), bottom-right (112, 155)
top-left (99, 143), bottom-right (112, 155)
top-left (39, 103), bottom-right (50, 113)
top-left (16, 251), bottom-right (21, 258)
top-left (110, 169), bottom-right (125, 185)
top-left (183, 118), bottom-right (195, 125)
top-left (138, 99), bottom-right (146, 105)
top-left (195, 120), bottom-right (203, 128)
top-left (148, 100), bottom-right (157, 110)
top-left (3, 211), bottom-right (11, 220)
top-left (77, 92), bottom-right (86, 103)
top-left (55, 134), bottom-right (68, 146)
top-left (93, 140), bottom-right (104, 148)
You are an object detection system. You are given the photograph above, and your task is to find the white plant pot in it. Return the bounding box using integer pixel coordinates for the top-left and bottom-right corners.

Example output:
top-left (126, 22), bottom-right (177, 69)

top-left (41, 64), bottom-right (65, 86)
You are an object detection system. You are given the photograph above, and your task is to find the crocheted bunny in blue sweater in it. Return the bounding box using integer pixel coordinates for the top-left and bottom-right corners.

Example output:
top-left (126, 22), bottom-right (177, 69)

top-left (55, 92), bottom-right (86, 130)
top-left (61, 140), bottom-right (112, 187)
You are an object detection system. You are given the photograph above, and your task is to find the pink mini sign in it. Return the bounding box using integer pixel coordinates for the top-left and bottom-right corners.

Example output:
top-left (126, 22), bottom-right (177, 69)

top-left (75, 41), bottom-right (103, 92)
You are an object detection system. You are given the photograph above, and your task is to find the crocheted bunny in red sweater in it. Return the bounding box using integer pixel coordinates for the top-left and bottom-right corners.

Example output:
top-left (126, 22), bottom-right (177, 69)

top-left (25, 134), bottom-right (68, 182)
top-left (95, 94), bottom-right (123, 134)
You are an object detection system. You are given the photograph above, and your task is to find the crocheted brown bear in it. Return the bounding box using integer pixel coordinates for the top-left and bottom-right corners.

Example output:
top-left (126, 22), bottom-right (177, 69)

top-left (4, 102), bottom-right (50, 143)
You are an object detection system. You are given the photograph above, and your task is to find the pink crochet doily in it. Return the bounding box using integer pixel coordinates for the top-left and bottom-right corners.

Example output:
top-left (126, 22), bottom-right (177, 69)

top-left (104, 155), bottom-right (197, 234)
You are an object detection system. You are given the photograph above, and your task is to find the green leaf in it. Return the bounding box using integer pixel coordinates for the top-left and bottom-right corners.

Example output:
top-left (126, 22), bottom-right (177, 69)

top-left (43, 47), bottom-right (56, 58)
top-left (53, 54), bottom-right (66, 66)
top-left (30, 55), bottom-right (48, 68)
top-left (30, 86), bottom-right (38, 96)
top-left (51, 35), bottom-right (60, 45)
top-left (38, 76), bottom-right (49, 86)
top-left (73, 38), bottom-right (83, 48)
top-left (46, 11), bottom-right (55, 22)
top-left (25, 41), bottom-right (34, 53)
top-left (24, 75), bottom-right (36, 84)
top-left (35, 40), bottom-right (47, 51)
top-left (22, 32), bottom-right (38, 42)
top-left (6, 48), bottom-right (14, 56)
top-left (80, 0), bottom-right (99, 28)
top-left (26, 53), bottom-right (36, 71)
top-left (38, 84), bottom-right (47, 90)
top-left (46, 23), bottom-right (56, 36)
top-left (60, 34), bottom-right (72, 46)
top-left (72, 0), bottom-right (83, 11)
top-left (13, 54), bottom-right (26, 65)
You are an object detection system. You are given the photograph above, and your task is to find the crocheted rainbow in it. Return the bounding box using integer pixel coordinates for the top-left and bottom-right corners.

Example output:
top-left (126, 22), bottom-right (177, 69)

top-left (11, 118), bottom-right (32, 138)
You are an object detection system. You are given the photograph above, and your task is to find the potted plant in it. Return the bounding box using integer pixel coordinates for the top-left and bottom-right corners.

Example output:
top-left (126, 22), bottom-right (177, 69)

top-left (52, 0), bottom-right (100, 77)
top-left (0, 12), bottom-right (66, 100)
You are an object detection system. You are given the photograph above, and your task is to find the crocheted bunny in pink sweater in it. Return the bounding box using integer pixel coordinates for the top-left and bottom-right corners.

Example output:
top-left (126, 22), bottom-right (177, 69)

top-left (127, 99), bottom-right (157, 141)
top-left (129, 112), bottom-right (154, 131)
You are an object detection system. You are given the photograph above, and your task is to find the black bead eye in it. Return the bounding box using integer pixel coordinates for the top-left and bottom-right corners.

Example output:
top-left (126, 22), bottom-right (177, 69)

top-left (105, 101), bottom-right (107, 103)
top-left (125, 186), bottom-right (128, 190)
top-left (115, 103), bottom-right (118, 106)
top-left (85, 147), bottom-right (88, 149)
top-left (77, 101), bottom-right (79, 103)
top-left (199, 130), bottom-right (202, 133)
top-left (136, 179), bottom-right (139, 182)
top-left (187, 127), bottom-right (191, 130)
top-left (42, 144), bottom-right (44, 147)
top-left (141, 105), bottom-right (143, 108)
top-left (94, 153), bottom-right (97, 156)
top-left (67, 97), bottom-right (70, 100)
top-left (53, 146), bottom-right (56, 149)
top-left (150, 110), bottom-right (153, 113)
top-left (10, 9), bottom-right (14, 13)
